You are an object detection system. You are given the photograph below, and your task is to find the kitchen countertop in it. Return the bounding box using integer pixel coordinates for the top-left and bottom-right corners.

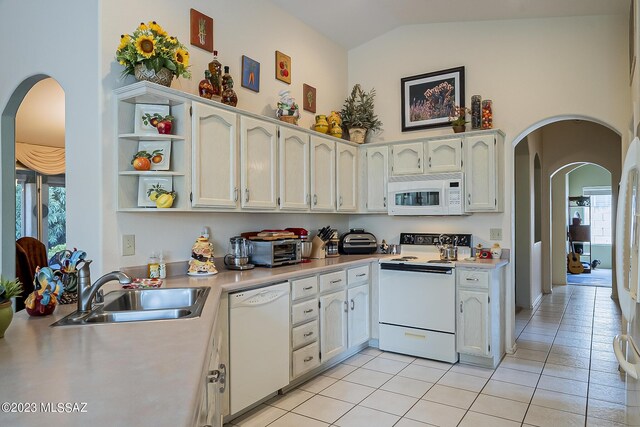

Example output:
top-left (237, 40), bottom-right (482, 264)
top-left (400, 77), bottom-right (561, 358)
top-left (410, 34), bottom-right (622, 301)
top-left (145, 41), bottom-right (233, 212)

top-left (0, 255), bottom-right (381, 427)
top-left (0, 253), bottom-right (508, 426)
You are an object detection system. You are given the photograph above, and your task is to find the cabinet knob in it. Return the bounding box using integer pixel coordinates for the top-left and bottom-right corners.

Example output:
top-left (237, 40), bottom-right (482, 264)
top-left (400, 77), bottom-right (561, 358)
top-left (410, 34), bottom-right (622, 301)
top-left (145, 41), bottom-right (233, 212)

top-left (245, 189), bottom-right (250, 203)
top-left (234, 187), bottom-right (238, 202)
top-left (339, 196), bottom-right (343, 207)
top-left (303, 331), bottom-right (314, 337)
top-left (383, 196), bottom-right (387, 208)
top-left (417, 158), bottom-right (421, 168)
top-left (460, 301), bottom-right (463, 313)
top-left (303, 356), bottom-right (314, 362)
top-left (350, 299), bottom-right (355, 310)
top-left (306, 193), bottom-right (311, 205)
top-left (313, 194), bottom-right (318, 206)
top-left (303, 309), bottom-right (314, 314)
top-left (207, 369), bottom-right (221, 383)
top-left (344, 300), bottom-right (348, 312)
top-left (428, 156), bottom-right (431, 168)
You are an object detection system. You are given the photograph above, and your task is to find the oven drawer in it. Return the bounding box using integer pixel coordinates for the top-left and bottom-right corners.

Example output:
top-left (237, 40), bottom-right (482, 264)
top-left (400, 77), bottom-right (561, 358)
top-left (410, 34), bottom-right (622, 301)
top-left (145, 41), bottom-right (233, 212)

top-left (292, 320), bottom-right (318, 349)
top-left (379, 323), bottom-right (457, 363)
top-left (292, 342), bottom-right (320, 378)
top-left (348, 265), bottom-right (369, 285)
top-left (319, 271), bottom-right (347, 293)
top-left (292, 299), bottom-right (318, 325)
top-left (291, 276), bottom-right (318, 301)
top-left (458, 269), bottom-right (489, 289)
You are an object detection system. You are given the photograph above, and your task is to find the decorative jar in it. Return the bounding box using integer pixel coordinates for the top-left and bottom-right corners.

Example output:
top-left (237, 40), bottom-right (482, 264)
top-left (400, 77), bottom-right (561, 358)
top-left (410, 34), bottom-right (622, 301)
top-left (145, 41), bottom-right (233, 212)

top-left (481, 99), bottom-right (493, 129)
top-left (471, 95), bottom-right (481, 129)
top-left (314, 115), bottom-right (329, 134)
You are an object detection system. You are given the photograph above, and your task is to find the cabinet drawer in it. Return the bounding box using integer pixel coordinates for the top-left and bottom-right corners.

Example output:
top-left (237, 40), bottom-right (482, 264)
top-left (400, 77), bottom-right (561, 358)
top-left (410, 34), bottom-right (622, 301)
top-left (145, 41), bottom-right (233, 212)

top-left (292, 320), bottom-right (318, 349)
top-left (292, 299), bottom-right (318, 325)
top-left (347, 265), bottom-right (369, 285)
top-left (292, 342), bottom-right (320, 378)
top-left (319, 270), bottom-right (347, 293)
top-left (458, 269), bottom-right (489, 289)
top-left (291, 276), bottom-right (318, 301)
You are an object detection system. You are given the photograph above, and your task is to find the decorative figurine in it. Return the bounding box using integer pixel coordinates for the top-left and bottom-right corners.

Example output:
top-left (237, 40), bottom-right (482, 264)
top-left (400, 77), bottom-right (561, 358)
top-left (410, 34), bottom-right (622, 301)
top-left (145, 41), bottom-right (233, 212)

top-left (276, 90), bottom-right (299, 125)
top-left (25, 266), bottom-right (64, 316)
top-left (188, 228), bottom-right (218, 276)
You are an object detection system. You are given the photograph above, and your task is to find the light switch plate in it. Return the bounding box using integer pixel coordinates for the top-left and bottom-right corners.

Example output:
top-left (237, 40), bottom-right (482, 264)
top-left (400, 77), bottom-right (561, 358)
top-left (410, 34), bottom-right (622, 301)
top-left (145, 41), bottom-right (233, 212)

top-left (489, 228), bottom-right (502, 241)
top-left (122, 234), bottom-right (135, 256)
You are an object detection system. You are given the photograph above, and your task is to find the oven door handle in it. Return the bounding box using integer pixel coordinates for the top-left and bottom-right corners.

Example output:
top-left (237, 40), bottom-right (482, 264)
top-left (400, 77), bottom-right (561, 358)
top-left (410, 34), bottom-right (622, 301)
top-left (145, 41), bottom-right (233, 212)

top-left (380, 263), bottom-right (453, 274)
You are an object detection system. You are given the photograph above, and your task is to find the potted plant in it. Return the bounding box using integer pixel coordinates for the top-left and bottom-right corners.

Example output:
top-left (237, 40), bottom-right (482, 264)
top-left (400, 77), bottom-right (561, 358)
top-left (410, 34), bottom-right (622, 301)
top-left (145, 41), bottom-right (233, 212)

top-left (115, 21), bottom-right (191, 86)
top-left (340, 84), bottom-right (382, 144)
top-left (449, 105), bottom-right (470, 133)
top-left (0, 277), bottom-right (23, 338)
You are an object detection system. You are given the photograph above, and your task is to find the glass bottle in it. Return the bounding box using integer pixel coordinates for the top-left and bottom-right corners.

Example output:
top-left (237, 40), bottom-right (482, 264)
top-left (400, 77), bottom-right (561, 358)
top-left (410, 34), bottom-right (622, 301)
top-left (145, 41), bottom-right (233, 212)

top-left (207, 50), bottom-right (222, 100)
top-left (481, 99), bottom-right (493, 129)
top-left (198, 70), bottom-right (214, 99)
top-left (471, 95), bottom-right (481, 129)
top-left (148, 252), bottom-right (160, 279)
top-left (221, 66), bottom-right (238, 107)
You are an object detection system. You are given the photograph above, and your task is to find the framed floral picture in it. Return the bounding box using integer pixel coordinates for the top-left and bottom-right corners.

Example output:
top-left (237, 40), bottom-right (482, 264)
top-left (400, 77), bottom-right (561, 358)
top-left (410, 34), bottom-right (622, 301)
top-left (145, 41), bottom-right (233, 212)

top-left (401, 66), bottom-right (465, 132)
top-left (303, 84), bottom-right (316, 113)
top-left (275, 51), bottom-right (291, 84)
top-left (190, 9), bottom-right (214, 52)
top-left (241, 55), bottom-right (260, 92)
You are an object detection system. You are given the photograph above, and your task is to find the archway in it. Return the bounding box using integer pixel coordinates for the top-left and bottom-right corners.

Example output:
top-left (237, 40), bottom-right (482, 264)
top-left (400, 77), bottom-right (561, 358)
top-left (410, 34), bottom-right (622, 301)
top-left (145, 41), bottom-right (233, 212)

top-left (511, 117), bottom-right (621, 309)
top-left (0, 75), bottom-right (64, 279)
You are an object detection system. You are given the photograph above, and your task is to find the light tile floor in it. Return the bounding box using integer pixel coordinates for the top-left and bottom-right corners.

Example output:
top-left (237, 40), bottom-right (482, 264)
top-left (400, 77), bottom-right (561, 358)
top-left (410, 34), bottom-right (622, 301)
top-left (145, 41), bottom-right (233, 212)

top-left (227, 285), bottom-right (628, 426)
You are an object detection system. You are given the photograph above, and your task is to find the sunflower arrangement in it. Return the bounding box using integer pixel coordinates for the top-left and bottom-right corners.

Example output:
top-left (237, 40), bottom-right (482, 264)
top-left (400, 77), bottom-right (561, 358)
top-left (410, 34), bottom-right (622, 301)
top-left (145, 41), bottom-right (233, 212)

top-left (116, 21), bottom-right (191, 79)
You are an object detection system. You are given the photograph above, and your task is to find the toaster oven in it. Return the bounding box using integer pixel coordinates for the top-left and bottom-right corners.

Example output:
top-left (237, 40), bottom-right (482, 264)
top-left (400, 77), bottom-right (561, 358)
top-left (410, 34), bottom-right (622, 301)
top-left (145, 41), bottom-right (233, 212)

top-left (249, 239), bottom-right (301, 267)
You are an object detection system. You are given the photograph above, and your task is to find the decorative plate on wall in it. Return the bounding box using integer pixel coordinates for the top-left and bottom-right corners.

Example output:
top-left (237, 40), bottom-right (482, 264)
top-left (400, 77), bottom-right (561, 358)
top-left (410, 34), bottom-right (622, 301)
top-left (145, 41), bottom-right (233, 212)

top-left (138, 140), bottom-right (171, 171)
top-left (138, 176), bottom-right (173, 207)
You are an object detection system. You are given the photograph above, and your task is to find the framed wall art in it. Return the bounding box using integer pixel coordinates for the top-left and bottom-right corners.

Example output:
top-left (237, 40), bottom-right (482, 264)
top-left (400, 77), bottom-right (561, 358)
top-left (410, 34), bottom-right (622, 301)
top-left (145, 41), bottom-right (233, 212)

top-left (190, 9), bottom-right (214, 52)
top-left (401, 66), bottom-right (465, 132)
top-left (241, 55), bottom-right (260, 92)
top-left (275, 51), bottom-right (291, 84)
top-left (303, 84), bottom-right (316, 113)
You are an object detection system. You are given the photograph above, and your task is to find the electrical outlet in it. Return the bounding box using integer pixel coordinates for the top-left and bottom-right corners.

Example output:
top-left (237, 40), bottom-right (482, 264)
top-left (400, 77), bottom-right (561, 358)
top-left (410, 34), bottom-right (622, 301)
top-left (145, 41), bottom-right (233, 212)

top-left (489, 228), bottom-right (502, 241)
top-left (122, 234), bottom-right (135, 256)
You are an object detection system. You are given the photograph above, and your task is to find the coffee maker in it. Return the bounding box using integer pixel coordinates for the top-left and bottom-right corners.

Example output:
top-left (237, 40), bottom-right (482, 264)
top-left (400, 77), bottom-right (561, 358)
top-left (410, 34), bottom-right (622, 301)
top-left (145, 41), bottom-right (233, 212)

top-left (224, 236), bottom-right (254, 270)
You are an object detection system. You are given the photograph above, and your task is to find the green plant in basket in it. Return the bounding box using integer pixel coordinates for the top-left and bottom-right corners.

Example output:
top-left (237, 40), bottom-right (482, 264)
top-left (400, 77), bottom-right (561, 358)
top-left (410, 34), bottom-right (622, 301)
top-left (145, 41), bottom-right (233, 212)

top-left (0, 277), bottom-right (23, 304)
top-left (115, 21), bottom-right (191, 79)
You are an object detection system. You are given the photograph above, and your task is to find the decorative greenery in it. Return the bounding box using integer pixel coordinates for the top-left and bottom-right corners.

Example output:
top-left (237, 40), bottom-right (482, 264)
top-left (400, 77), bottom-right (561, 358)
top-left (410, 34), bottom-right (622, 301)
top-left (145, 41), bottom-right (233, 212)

top-left (449, 105), bottom-right (470, 126)
top-left (142, 113), bottom-right (174, 127)
top-left (115, 21), bottom-right (191, 79)
top-left (340, 84), bottom-right (382, 133)
top-left (0, 277), bottom-right (23, 304)
top-left (146, 183), bottom-right (176, 199)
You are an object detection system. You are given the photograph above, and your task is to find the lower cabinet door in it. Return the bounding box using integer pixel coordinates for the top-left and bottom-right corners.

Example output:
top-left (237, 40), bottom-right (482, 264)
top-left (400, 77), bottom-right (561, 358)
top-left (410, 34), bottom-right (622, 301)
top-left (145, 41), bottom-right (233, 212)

top-left (292, 342), bottom-right (320, 378)
top-left (457, 289), bottom-right (490, 356)
top-left (320, 290), bottom-right (347, 362)
top-left (348, 284), bottom-right (369, 348)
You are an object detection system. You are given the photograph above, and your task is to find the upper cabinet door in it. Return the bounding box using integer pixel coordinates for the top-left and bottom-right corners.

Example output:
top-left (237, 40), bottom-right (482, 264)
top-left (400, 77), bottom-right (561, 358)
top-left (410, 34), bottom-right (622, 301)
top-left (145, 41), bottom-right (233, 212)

top-left (366, 146), bottom-right (389, 212)
top-left (465, 134), bottom-right (497, 211)
top-left (192, 102), bottom-right (238, 208)
top-left (310, 136), bottom-right (336, 211)
top-left (336, 143), bottom-right (357, 212)
top-left (425, 137), bottom-right (462, 173)
top-left (240, 116), bottom-right (278, 210)
top-left (279, 127), bottom-right (310, 210)
top-left (391, 142), bottom-right (424, 175)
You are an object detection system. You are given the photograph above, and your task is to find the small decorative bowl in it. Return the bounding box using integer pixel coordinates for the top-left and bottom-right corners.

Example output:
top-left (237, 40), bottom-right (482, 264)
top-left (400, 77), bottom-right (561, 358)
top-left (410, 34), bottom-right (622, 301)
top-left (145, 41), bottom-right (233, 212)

top-left (122, 278), bottom-right (163, 289)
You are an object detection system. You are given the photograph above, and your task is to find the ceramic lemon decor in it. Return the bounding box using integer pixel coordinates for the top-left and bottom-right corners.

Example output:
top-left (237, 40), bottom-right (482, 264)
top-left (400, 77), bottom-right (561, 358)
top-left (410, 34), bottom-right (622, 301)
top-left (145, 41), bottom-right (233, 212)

top-left (155, 193), bottom-right (175, 208)
top-left (314, 115), bottom-right (329, 134)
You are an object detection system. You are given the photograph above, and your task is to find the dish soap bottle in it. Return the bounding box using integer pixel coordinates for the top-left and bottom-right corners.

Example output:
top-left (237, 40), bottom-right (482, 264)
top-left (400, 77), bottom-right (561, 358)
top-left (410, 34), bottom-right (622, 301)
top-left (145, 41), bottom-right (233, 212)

top-left (158, 252), bottom-right (167, 279)
top-left (148, 252), bottom-right (160, 279)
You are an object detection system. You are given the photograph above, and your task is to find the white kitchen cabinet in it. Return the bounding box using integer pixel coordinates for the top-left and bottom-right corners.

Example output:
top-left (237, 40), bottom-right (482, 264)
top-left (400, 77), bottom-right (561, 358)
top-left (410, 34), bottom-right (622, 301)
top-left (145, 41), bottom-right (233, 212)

top-left (464, 133), bottom-right (499, 212)
top-left (336, 143), bottom-right (357, 211)
top-left (347, 284), bottom-right (369, 348)
top-left (391, 142), bottom-right (423, 175)
top-left (310, 136), bottom-right (336, 211)
top-left (320, 289), bottom-right (348, 362)
top-left (457, 289), bottom-right (490, 357)
top-left (240, 116), bottom-right (278, 209)
top-left (425, 137), bottom-right (462, 173)
top-left (365, 146), bottom-right (388, 212)
top-left (456, 267), bottom-right (505, 368)
top-left (192, 102), bottom-right (238, 208)
top-left (279, 127), bottom-right (310, 210)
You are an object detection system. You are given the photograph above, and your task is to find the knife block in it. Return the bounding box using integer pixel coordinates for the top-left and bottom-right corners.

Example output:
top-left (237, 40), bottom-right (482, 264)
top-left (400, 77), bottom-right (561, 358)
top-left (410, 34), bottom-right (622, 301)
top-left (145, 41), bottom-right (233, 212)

top-left (309, 236), bottom-right (326, 259)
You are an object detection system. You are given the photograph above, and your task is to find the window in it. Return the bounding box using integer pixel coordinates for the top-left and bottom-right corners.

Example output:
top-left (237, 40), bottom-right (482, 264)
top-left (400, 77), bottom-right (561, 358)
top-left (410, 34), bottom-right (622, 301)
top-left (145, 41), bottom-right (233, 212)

top-left (583, 186), bottom-right (612, 245)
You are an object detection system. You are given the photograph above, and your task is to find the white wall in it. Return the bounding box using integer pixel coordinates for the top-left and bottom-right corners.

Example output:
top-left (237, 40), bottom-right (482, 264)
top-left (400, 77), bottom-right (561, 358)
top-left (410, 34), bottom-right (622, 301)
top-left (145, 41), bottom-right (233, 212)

top-left (514, 139), bottom-right (531, 307)
top-left (98, 0), bottom-right (349, 269)
top-left (0, 0), bottom-right (102, 274)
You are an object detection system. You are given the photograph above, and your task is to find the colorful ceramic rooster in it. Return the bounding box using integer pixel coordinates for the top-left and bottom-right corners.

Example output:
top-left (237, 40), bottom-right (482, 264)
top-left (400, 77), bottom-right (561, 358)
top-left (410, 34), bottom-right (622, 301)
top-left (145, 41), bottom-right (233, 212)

top-left (25, 266), bottom-right (65, 316)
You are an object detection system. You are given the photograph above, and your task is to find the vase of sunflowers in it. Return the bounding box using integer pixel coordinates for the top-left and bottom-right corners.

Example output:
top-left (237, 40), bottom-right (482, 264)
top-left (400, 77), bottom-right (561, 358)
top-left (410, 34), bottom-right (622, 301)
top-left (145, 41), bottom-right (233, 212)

top-left (116, 21), bottom-right (191, 87)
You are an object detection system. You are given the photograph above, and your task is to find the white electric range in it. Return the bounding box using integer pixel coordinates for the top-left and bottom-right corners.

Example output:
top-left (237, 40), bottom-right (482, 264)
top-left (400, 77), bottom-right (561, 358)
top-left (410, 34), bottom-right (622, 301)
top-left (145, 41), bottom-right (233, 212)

top-left (379, 233), bottom-right (472, 363)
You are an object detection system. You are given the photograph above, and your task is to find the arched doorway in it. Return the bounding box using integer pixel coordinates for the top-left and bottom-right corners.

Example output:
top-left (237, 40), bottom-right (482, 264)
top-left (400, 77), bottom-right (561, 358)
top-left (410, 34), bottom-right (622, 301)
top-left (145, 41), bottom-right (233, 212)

top-left (0, 74), bottom-right (64, 278)
top-left (512, 118), bottom-right (621, 309)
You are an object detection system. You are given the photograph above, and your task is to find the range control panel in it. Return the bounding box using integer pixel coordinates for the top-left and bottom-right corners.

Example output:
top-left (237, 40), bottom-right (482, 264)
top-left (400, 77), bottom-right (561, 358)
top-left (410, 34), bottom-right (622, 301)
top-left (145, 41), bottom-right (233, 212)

top-left (399, 233), bottom-right (473, 248)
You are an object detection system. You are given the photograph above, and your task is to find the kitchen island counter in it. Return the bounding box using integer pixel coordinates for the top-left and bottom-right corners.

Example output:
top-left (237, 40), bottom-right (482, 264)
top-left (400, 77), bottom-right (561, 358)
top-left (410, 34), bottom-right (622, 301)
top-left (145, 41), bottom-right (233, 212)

top-left (0, 255), bottom-right (381, 427)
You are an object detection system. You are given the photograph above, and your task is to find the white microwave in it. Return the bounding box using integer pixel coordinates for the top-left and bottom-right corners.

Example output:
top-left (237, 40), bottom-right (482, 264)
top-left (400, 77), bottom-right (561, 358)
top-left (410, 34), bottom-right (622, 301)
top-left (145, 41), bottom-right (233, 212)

top-left (387, 172), bottom-right (465, 216)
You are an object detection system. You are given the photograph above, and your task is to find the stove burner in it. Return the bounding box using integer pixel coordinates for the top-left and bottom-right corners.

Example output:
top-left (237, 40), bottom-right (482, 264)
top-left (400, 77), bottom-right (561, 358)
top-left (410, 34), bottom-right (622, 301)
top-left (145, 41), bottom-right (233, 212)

top-left (390, 256), bottom-right (419, 261)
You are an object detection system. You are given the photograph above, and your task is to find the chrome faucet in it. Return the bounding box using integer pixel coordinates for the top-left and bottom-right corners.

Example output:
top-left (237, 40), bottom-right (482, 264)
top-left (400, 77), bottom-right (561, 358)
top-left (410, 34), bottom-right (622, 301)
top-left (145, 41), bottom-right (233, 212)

top-left (76, 260), bottom-right (132, 313)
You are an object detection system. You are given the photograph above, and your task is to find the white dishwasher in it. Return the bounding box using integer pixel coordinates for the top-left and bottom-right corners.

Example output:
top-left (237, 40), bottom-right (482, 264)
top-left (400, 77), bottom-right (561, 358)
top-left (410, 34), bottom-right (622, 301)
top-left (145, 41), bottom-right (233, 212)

top-left (229, 282), bottom-right (290, 415)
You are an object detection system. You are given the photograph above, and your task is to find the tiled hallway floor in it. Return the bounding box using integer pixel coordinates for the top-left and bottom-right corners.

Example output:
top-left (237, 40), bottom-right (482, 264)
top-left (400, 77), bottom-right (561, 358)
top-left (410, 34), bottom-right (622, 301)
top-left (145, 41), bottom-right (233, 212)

top-left (228, 285), bottom-right (627, 427)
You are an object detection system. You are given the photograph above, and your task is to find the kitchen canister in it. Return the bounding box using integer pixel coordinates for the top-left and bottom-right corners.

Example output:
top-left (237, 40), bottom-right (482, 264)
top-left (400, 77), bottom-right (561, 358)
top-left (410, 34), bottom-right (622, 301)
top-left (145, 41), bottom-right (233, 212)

top-left (481, 99), bottom-right (493, 129)
top-left (471, 95), bottom-right (481, 129)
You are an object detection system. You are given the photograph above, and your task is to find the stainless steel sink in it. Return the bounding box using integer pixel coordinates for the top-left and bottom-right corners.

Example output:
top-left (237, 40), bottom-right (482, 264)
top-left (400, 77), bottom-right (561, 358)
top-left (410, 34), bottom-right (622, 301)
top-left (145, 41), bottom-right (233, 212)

top-left (103, 288), bottom-right (206, 311)
top-left (51, 287), bottom-right (210, 326)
